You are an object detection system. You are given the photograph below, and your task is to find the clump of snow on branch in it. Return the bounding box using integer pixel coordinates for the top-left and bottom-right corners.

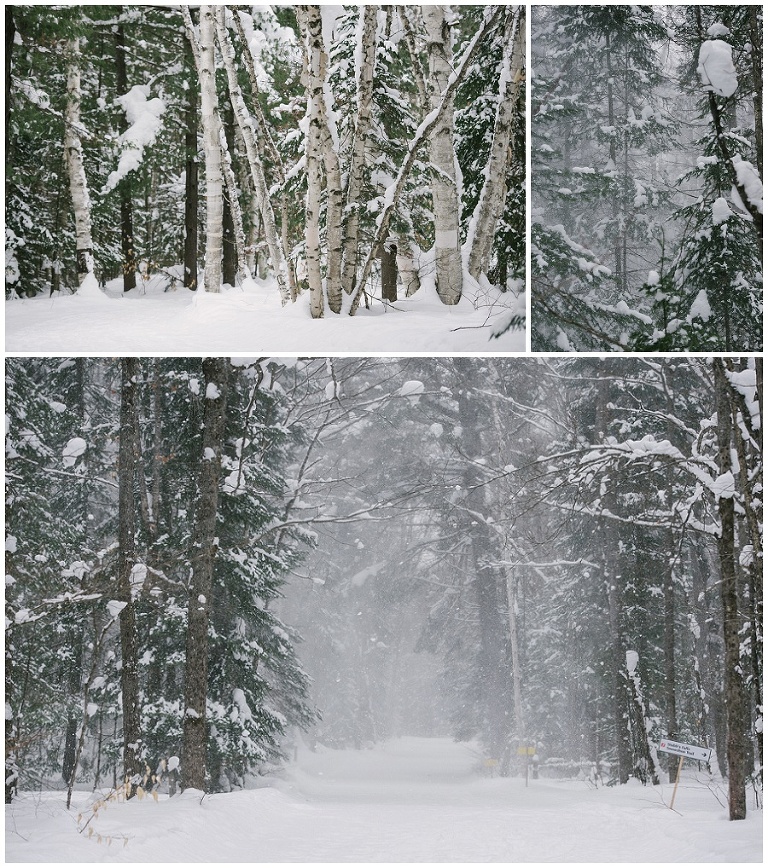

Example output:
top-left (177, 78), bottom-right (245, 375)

top-left (697, 39), bottom-right (737, 98)
top-left (62, 436), bottom-right (87, 467)
top-left (688, 289), bottom-right (712, 322)
top-left (711, 197), bottom-right (732, 225)
top-left (731, 156), bottom-right (763, 214)
top-left (103, 85), bottom-right (165, 193)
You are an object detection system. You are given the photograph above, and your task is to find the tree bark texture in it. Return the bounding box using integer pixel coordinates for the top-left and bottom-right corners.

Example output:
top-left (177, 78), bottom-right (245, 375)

top-left (297, 5), bottom-right (344, 311)
top-left (197, 7), bottom-right (224, 292)
top-left (340, 5), bottom-right (378, 298)
top-left (118, 358), bottom-right (142, 792)
top-left (183, 25), bottom-right (199, 290)
top-left (713, 358), bottom-right (748, 820)
top-left (181, 358), bottom-right (229, 792)
top-left (424, 5), bottom-right (462, 305)
top-left (64, 37), bottom-right (96, 288)
top-left (467, 7), bottom-right (524, 282)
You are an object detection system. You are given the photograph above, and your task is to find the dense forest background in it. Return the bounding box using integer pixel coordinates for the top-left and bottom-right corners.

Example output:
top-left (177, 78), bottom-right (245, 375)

top-left (5, 5), bottom-right (523, 317)
top-left (532, 5), bottom-right (763, 352)
top-left (5, 356), bottom-right (762, 821)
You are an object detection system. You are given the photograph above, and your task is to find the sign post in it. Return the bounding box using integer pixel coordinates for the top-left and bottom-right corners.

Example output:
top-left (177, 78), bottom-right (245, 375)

top-left (658, 738), bottom-right (712, 810)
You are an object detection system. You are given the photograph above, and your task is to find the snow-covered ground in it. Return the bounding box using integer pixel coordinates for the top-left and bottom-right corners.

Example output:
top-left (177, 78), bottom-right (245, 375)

top-left (5, 272), bottom-right (525, 354)
top-left (6, 737), bottom-right (761, 863)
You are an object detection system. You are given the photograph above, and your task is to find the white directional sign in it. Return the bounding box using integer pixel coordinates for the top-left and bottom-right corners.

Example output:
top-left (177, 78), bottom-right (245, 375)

top-left (658, 738), bottom-right (712, 762)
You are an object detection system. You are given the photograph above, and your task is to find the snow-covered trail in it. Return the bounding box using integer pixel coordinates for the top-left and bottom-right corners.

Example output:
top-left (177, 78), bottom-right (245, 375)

top-left (5, 737), bottom-right (762, 863)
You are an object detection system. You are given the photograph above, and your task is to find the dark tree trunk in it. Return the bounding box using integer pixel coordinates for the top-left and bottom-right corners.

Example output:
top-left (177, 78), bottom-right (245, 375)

top-left (114, 10), bottom-right (137, 292)
top-left (221, 102), bottom-right (237, 288)
top-left (454, 360), bottom-right (513, 766)
top-left (713, 358), bottom-right (748, 820)
top-left (118, 358), bottom-right (143, 794)
top-left (181, 358), bottom-right (229, 792)
top-left (381, 241), bottom-right (398, 302)
top-left (183, 26), bottom-right (199, 291)
top-left (6, 6), bottom-right (14, 160)
top-left (662, 529), bottom-right (677, 782)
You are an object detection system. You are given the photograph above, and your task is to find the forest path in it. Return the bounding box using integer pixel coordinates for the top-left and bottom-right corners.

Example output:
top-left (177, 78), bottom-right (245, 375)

top-left (6, 737), bottom-right (761, 862)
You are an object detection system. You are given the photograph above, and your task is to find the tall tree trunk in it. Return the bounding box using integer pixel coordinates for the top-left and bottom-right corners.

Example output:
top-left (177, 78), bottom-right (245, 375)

top-left (6, 6), bottom-right (15, 166)
top-left (221, 101), bottom-right (238, 288)
top-left (183, 25), bottom-right (199, 290)
top-left (662, 529), bottom-right (678, 782)
top-left (118, 358), bottom-right (142, 794)
top-left (215, 7), bottom-right (290, 303)
top-left (467, 7), bottom-right (524, 282)
top-left (424, 5), bottom-right (462, 305)
top-left (196, 6), bottom-right (224, 293)
top-left (114, 10), bottom-right (137, 292)
top-left (340, 5), bottom-right (377, 298)
top-left (64, 37), bottom-right (97, 291)
top-left (297, 5), bottom-right (344, 311)
top-left (713, 358), bottom-right (748, 820)
top-left (181, 358), bottom-right (229, 792)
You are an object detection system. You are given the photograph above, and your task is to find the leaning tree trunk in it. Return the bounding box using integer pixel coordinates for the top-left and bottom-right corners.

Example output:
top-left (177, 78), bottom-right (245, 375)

top-left (466, 7), bottom-right (524, 282)
top-left (423, 5), bottom-right (462, 305)
top-left (181, 358), bottom-right (229, 792)
top-left (215, 6), bottom-right (290, 303)
top-left (713, 358), bottom-right (748, 820)
top-left (64, 37), bottom-right (97, 292)
top-left (118, 358), bottom-right (142, 795)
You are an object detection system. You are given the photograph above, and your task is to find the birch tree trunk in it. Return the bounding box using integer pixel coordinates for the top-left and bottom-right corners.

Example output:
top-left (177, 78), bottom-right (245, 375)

top-left (466, 7), bottom-right (524, 282)
top-left (183, 24), bottom-right (199, 290)
top-left (231, 9), bottom-right (297, 301)
top-left (297, 5), bottom-right (344, 312)
top-left (198, 6), bottom-right (224, 293)
top-left (340, 6), bottom-right (377, 298)
top-left (181, 357), bottom-right (229, 792)
top-left (64, 37), bottom-right (97, 292)
top-left (348, 6), bottom-right (504, 314)
top-left (424, 5), bottom-right (462, 305)
top-left (215, 7), bottom-right (290, 303)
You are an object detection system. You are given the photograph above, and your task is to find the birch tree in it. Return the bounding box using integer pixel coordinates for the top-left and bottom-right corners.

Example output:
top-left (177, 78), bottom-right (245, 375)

top-left (214, 7), bottom-right (290, 303)
top-left (64, 36), bottom-right (98, 293)
top-left (466, 7), bottom-right (525, 281)
top-left (297, 5), bottom-right (344, 312)
top-left (424, 6), bottom-right (462, 305)
top-left (339, 6), bottom-right (377, 298)
top-left (195, 7), bottom-right (224, 293)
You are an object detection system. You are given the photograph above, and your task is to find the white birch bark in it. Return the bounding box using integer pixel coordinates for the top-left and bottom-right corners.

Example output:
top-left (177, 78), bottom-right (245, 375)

top-left (424, 5), bottom-right (463, 305)
top-left (215, 7), bottom-right (290, 303)
top-left (198, 6), bottom-right (224, 293)
top-left (466, 7), bottom-right (525, 282)
top-left (64, 37), bottom-right (97, 293)
top-left (348, 5), bottom-right (504, 314)
top-left (340, 6), bottom-right (377, 297)
top-left (230, 8), bottom-right (297, 300)
top-left (297, 5), bottom-right (344, 312)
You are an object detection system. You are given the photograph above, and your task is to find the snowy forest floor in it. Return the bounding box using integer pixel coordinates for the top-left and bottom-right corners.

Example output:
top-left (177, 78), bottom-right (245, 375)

top-left (5, 271), bottom-right (525, 353)
top-left (6, 737), bottom-right (761, 863)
